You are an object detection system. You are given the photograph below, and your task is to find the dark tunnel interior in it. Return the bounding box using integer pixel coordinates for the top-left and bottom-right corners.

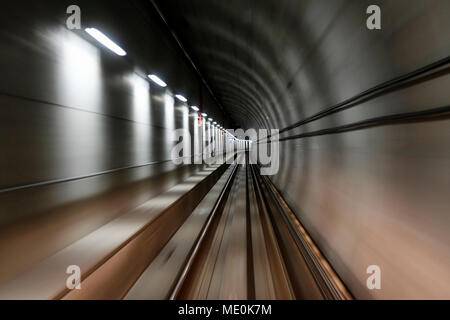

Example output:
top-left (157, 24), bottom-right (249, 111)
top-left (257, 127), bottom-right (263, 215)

top-left (0, 0), bottom-right (449, 301)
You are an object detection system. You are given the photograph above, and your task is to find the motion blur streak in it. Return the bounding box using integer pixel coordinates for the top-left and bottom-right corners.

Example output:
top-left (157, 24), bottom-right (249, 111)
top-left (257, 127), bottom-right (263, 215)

top-left (0, 0), bottom-right (449, 300)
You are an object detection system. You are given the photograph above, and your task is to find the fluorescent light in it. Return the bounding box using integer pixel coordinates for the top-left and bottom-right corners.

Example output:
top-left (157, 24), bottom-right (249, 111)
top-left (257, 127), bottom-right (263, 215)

top-left (175, 94), bottom-right (187, 102)
top-left (191, 106), bottom-right (199, 111)
top-left (213, 122), bottom-right (217, 124)
top-left (208, 118), bottom-right (213, 121)
top-left (85, 28), bottom-right (126, 56)
top-left (201, 113), bottom-right (207, 117)
top-left (148, 74), bottom-right (167, 87)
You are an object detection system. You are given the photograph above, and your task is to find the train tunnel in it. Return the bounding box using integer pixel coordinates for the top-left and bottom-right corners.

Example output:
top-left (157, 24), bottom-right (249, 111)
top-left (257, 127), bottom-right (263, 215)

top-left (0, 0), bottom-right (449, 301)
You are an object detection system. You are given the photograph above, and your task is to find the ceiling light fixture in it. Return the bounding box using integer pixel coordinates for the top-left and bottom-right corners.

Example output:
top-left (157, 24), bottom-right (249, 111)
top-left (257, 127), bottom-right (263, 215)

top-left (175, 94), bottom-right (187, 102)
top-left (85, 28), bottom-right (126, 56)
top-left (148, 74), bottom-right (167, 87)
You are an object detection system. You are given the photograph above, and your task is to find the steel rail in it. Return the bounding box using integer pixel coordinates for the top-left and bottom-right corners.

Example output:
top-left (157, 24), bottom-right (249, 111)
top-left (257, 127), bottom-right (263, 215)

top-left (168, 160), bottom-right (240, 299)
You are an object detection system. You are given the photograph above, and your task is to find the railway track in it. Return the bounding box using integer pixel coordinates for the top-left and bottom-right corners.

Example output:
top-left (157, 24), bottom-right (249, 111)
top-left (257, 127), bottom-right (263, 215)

top-left (125, 153), bottom-right (352, 300)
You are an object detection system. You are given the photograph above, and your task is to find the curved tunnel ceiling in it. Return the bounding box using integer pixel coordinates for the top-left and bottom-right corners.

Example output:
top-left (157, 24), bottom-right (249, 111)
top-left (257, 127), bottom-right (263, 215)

top-left (154, 0), bottom-right (449, 133)
top-left (155, 0), bottom-right (310, 130)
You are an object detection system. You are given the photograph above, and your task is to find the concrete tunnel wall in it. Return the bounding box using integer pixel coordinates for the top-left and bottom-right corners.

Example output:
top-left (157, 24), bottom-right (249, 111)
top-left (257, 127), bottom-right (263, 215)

top-left (0, 0), bottom-right (229, 285)
top-left (268, 2), bottom-right (450, 299)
